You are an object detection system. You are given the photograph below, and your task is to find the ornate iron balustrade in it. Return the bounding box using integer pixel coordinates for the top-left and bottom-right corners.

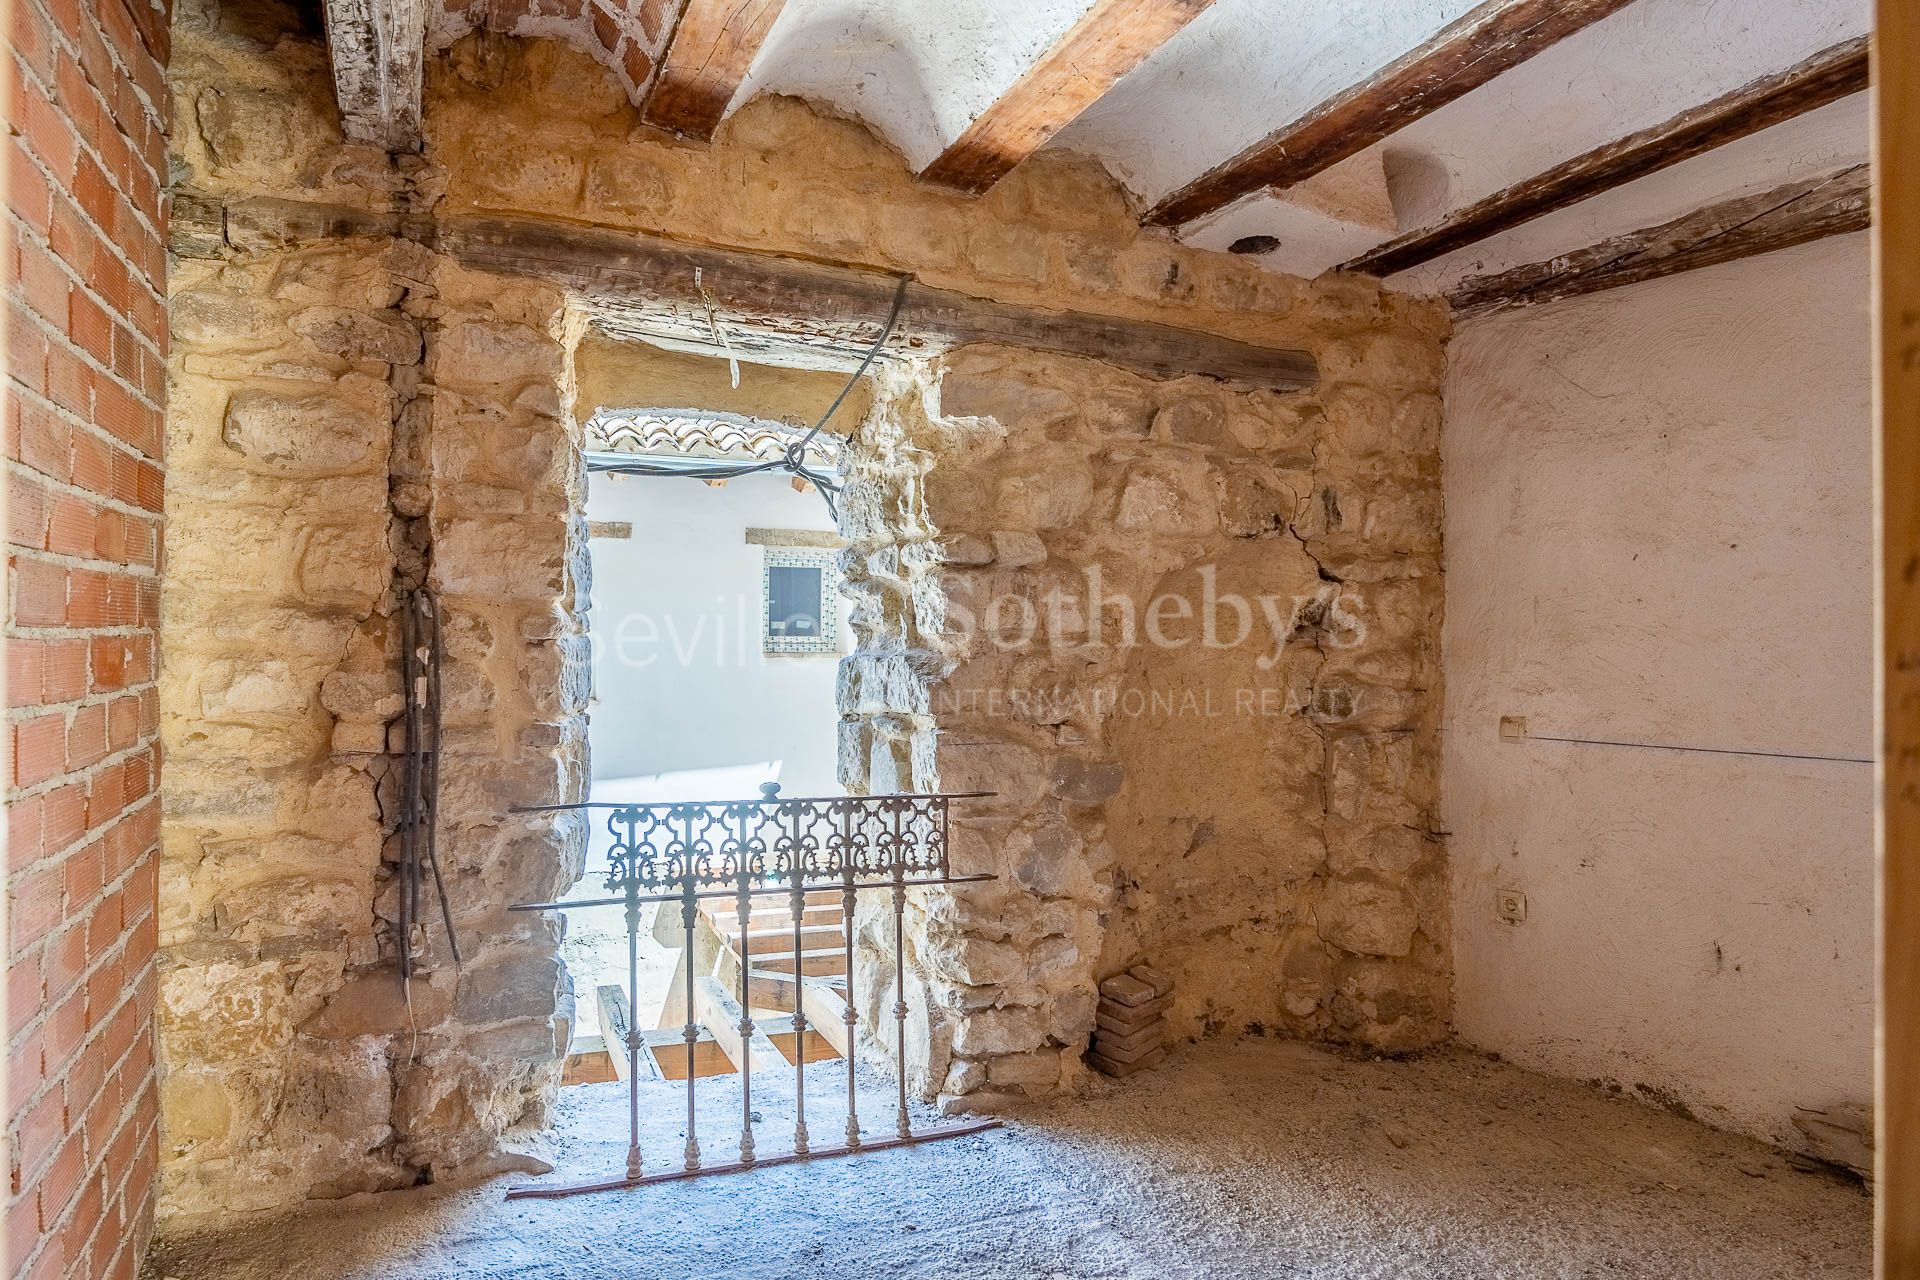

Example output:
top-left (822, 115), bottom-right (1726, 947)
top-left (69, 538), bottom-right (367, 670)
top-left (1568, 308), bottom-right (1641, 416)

top-left (506, 785), bottom-right (998, 1197)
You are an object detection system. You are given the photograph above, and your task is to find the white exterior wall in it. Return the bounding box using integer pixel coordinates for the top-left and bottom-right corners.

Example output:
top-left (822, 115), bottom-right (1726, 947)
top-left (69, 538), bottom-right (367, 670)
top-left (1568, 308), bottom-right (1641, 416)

top-left (1440, 234), bottom-right (1873, 1148)
top-left (585, 468), bottom-right (848, 800)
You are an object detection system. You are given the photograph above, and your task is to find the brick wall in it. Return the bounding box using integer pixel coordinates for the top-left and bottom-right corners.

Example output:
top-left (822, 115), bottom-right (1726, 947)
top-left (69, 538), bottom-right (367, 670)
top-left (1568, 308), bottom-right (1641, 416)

top-left (6, 0), bottom-right (169, 1273)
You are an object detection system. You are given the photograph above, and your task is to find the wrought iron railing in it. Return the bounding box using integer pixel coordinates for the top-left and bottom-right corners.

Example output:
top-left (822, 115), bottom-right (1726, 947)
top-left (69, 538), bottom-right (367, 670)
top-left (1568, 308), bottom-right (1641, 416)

top-left (505, 785), bottom-right (997, 1197)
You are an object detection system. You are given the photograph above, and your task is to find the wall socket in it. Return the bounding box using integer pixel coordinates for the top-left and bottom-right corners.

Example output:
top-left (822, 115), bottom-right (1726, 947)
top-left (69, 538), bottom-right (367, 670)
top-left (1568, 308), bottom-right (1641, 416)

top-left (1499, 715), bottom-right (1528, 742)
top-left (1496, 888), bottom-right (1528, 924)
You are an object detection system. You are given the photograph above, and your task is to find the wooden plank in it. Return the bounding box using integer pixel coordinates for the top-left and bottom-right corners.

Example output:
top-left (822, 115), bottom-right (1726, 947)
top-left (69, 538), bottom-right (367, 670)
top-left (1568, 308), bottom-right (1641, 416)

top-left (1447, 163), bottom-right (1870, 313)
top-left (1143, 0), bottom-right (1636, 228)
top-left (918, 0), bottom-right (1216, 194)
top-left (595, 983), bottom-right (637, 1081)
top-left (1878, 2), bottom-right (1920, 1271)
top-left (1345, 35), bottom-right (1869, 279)
top-left (188, 192), bottom-right (1318, 391)
top-left (799, 976), bottom-right (852, 1060)
top-left (694, 975), bottom-right (787, 1073)
top-left (320, 0), bottom-right (426, 151)
top-left (641, 0), bottom-right (789, 142)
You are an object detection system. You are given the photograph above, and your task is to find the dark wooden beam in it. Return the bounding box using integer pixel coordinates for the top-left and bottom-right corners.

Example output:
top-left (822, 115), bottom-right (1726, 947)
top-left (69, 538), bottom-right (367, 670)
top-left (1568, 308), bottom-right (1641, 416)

top-left (641, 0), bottom-right (789, 141)
top-left (1143, 0), bottom-right (1636, 228)
top-left (320, 0), bottom-right (426, 151)
top-left (176, 193), bottom-right (1319, 392)
top-left (1447, 162), bottom-right (1870, 312)
top-left (1877, 0), bottom-right (1920, 1267)
top-left (918, 0), bottom-right (1216, 194)
top-left (1346, 35), bottom-right (1868, 278)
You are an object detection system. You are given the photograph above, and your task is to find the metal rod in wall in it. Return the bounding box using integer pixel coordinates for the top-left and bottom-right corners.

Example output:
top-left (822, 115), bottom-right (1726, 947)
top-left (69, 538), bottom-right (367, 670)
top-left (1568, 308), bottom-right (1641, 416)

top-left (420, 592), bottom-right (458, 963)
top-left (789, 874), bottom-right (810, 1156)
top-left (398, 599), bottom-right (418, 985)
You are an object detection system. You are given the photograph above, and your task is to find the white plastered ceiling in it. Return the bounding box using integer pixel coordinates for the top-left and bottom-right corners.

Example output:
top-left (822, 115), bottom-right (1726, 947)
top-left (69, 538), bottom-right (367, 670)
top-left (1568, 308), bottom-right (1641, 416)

top-left (716, 0), bottom-right (1870, 290)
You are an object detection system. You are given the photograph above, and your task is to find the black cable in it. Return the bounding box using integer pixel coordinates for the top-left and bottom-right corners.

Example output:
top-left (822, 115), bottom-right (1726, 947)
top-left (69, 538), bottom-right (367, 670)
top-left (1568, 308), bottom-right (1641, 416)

top-left (586, 275), bottom-right (913, 520)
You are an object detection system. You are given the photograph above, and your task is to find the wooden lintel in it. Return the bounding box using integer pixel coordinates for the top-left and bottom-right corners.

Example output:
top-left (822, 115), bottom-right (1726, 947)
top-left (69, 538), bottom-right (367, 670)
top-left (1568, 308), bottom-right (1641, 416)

top-left (1346, 35), bottom-right (1869, 278)
top-left (918, 0), bottom-right (1216, 195)
top-left (694, 975), bottom-right (787, 1073)
top-left (1143, 0), bottom-right (1635, 228)
top-left (641, 0), bottom-right (788, 142)
top-left (320, 0), bottom-right (426, 152)
top-left (174, 192), bottom-right (1320, 392)
top-left (1446, 163), bottom-right (1870, 313)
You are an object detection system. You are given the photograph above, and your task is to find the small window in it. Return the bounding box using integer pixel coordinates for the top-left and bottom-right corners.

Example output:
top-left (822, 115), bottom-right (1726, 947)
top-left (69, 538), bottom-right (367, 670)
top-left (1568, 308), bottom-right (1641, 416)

top-left (763, 548), bottom-right (839, 654)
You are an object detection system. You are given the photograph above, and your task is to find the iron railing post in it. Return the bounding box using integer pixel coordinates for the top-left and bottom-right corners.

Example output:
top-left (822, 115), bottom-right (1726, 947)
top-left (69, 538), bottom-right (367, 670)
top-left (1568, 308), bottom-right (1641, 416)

top-left (624, 871), bottom-right (642, 1181)
top-left (680, 875), bottom-right (701, 1173)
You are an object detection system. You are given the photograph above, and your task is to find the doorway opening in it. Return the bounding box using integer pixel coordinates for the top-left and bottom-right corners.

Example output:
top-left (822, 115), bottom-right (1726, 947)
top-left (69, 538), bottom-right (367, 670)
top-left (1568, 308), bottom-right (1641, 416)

top-left (560, 331), bottom-right (864, 1086)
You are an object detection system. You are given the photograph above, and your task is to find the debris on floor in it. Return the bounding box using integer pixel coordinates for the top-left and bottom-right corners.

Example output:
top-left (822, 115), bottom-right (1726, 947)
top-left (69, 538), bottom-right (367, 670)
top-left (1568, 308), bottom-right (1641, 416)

top-left (1090, 964), bottom-right (1173, 1077)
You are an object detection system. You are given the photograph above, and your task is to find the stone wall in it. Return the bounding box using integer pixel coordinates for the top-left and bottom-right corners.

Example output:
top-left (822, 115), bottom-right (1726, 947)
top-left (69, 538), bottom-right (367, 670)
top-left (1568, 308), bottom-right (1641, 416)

top-left (838, 339), bottom-right (1447, 1106)
top-left (160, 232), bottom-right (587, 1214)
top-left (161, 2), bottom-right (589, 1215)
top-left (156, 3), bottom-right (1451, 1213)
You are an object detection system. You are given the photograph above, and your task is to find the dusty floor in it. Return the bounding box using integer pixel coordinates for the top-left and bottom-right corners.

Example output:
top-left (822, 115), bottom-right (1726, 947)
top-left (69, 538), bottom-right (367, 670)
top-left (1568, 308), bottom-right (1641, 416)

top-left (147, 1039), bottom-right (1869, 1280)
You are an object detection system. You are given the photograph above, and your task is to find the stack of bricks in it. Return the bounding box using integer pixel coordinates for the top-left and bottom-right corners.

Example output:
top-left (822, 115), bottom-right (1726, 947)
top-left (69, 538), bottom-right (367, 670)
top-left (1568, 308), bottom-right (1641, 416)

top-left (6, 0), bottom-right (170, 1272)
top-left (1089, 964), bottom-right (1173, 1077)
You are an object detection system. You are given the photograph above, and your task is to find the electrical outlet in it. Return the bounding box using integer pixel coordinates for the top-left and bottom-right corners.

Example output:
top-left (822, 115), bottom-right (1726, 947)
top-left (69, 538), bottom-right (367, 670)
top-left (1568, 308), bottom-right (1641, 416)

top-left (1499, 715), bottom-right (1528, 743)
top-left (1496, 889), bottom-right (1528, 924)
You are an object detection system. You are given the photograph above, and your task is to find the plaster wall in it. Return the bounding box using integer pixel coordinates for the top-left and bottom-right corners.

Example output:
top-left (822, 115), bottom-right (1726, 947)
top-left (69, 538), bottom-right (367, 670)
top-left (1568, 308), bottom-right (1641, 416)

top-left (584, 469), bottom-right (849, 797)
top-left (1441, 234), bottom-right (1873, 1148)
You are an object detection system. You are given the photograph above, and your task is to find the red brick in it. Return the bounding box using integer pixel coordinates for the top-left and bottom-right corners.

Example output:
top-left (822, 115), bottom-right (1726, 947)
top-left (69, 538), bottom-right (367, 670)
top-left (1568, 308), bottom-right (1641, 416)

top-left (12, 712), bottom-right (67, 787)
top-left (5, 1183), bottom-right (42, 1265)
top-left (11, 1085), bottom-right (66, 1188)
top-left (39, 987), bottom-right (88, 1076)
top-left (82, 888), bottom-right (121, 957)
top-left (8, 794), bottom-right (46, 874)
top-left (65, 701), bottom-right (107, 769)
top-left (42, 924), bottom-right (88, 1003)
top-left (17, 237), bottom-right (71, 329)
top-left (12, 555), bottom-right (67, 627)
top-left (68, 427), bottom-right (117, 497)
top-left (45, 490), bottom-right (99, 558)
top-left (60, 838), bottom-right (104, 907)
top-left (69, 289), bottom-right (113, 365)
top-left (16, 396), bottom-right (69, 480)
top-left (9, 470), bottom-right (50, 547)
top-left (9, 953), bottom-right (45, 1040)
top-left (9, 1022), bottom-right (48, 1099)
top-left (40, 781), bottom-right (89, 854)
top-left (10, 137), bottom-right (54, 236)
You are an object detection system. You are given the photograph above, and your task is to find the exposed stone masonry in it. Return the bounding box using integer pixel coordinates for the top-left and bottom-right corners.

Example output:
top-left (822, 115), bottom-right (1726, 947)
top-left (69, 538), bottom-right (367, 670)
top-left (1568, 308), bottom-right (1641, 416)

top-left (159, 4), bottom-right (1449, 1215)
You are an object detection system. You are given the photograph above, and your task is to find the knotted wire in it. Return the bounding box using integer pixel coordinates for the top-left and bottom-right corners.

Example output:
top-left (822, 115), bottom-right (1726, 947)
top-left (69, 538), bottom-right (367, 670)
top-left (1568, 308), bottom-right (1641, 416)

top-left (586, 276), bottom-right (913, 520)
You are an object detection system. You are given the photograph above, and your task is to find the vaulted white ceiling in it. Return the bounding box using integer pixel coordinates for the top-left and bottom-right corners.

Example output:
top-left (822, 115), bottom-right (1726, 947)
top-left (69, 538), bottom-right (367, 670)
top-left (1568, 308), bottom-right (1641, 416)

top-left (729, 0), bottom-right (1870, 292)
top-left (328, 0), bottom-right (1873, 300)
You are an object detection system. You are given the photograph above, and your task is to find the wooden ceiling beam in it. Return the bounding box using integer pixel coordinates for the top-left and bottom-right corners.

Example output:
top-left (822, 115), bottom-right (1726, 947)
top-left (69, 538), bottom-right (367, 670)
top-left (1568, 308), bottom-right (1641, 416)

top-left (1345, 34), bottom-right (1869, 278)
top-left (1446, 162), bottom-right (1870, 312)
top-left (321, 0), bottom-right (426, 152)
top-left (918, 0), bottom-right (1216, 195)
top-left (1143, 0), bottom-right (1636, 229)
top-left (642, 0), bottom-right (789, 141)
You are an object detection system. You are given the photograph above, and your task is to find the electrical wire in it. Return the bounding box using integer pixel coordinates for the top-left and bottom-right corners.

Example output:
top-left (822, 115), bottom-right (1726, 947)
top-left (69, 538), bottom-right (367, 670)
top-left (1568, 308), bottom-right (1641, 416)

top-left (586, 274), bottom-right (913, 520)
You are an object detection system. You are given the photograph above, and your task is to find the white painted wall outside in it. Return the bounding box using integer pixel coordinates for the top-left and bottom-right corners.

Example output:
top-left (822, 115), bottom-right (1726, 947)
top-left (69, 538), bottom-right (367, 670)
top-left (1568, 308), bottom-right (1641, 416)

top-left (585, 469), bottom-right (848, 801)
top-left (1441, 234), bottom-right (1873, 1149)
